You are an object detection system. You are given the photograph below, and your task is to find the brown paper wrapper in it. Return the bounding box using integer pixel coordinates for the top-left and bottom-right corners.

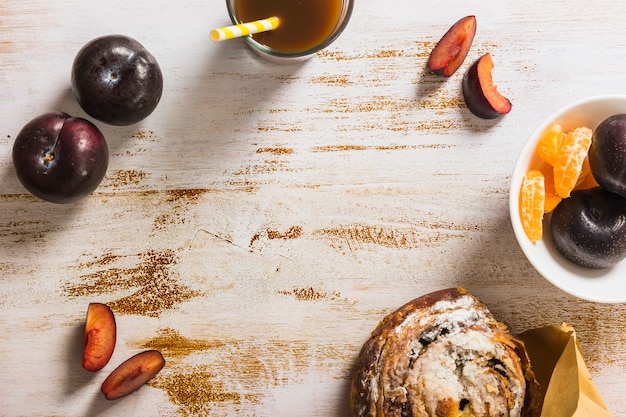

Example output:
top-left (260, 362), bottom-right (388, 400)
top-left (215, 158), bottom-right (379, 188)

top-left (519, 323), bottom-right (614, 417)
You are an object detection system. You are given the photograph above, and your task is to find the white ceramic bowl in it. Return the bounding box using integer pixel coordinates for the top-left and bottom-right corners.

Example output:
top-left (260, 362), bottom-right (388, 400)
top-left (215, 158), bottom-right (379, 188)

top-left (509, 94), bottom-right (626, 303)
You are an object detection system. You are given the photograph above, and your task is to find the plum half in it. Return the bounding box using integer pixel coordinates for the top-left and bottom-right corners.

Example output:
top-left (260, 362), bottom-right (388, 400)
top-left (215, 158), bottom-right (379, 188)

top-left (550, 187), bottom-right (626, 269)
top-left (428, 15), bottom-right (477, 77)
top-left (462, 53), bottom-right (512, 119)
top-left (588, 113), bottom-right (626, 197)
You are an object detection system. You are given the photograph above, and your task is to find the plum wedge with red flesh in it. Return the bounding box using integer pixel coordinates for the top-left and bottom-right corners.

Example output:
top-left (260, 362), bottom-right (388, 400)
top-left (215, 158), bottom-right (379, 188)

top-left (83, 303), bottom-right (116, 372)
top-left (101, 350), bottom-right (165, 400)
top-left (428, 15), bottom-right (477, 77)
top-left (462, 53), bottom-right (512, 119)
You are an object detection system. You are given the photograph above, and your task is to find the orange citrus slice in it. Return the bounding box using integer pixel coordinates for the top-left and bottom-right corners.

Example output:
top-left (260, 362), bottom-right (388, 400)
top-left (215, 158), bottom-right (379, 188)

top-left (553, 126), bottom-right (592, 198)
top-left (577, 156), bottom-right (591, 185)
top-left (538, 164), bottom-right (561, 213)
top-left (574, 157), bottom-right (600, 190)
top-left (520, 169), bottom-right (545, 242)
top-left (536, 124), bottom-right (564, 166)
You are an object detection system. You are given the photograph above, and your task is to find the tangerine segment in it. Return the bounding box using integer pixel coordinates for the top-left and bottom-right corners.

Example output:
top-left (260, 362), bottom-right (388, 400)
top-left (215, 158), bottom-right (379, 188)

top-left (574, 157), bottom-right (600, 190)
top-left (577, 156), bottom-right (591, 185)
top-left (536, 124), bottom-right (564, 166)
top-left (520, 169), bottom-right (545, 242)
top-left (553, 126), bottom-right (592, 198)
top-left (538, 165), bottom-right (561, 213)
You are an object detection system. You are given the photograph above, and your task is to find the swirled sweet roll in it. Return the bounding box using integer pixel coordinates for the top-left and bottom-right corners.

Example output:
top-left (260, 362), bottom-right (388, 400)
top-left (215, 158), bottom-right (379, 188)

top-left (350, 287), bottom-right (541, 417)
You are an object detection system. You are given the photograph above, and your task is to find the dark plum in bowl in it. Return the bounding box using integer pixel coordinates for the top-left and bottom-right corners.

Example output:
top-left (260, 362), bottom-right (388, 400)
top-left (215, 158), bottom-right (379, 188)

top-left (550, 187), bottom-right (626, 269)
top-left (71, 35), bottom-right (163, 126)
top-left (588, 113), bottom-right (626, 197)
top-left (12, 111), bottom-right (109, 204)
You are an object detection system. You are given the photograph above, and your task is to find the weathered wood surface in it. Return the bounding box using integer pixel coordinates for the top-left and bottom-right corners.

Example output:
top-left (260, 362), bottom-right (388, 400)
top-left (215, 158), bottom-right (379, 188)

top-left (1, 0), bottom-right (625, 416)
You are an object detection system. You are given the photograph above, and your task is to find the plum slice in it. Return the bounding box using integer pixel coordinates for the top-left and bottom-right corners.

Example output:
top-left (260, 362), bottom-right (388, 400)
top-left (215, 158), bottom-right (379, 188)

top-left (462, 53), bottom-right (512, 119)
top-left (101, 350), bottom-right (165, 400)
top-left (83, 303), bottom-right (116, 372)
top-left (428, 15), bottom-right (477, 77)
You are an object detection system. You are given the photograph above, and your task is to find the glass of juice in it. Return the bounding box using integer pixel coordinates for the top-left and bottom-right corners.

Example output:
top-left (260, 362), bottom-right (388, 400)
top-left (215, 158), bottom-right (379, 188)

top-left (226, 0), bottom-right (354, 62)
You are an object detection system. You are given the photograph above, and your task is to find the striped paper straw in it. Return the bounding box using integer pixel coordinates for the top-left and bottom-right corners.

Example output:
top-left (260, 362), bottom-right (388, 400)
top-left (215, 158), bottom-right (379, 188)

top-left (211, 16), bottom-right (280, 42)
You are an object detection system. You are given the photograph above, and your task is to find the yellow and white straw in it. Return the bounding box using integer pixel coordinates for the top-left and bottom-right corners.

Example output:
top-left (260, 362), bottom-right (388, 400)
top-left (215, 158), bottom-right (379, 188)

top-left (211, 16), bottom-right (280, 42)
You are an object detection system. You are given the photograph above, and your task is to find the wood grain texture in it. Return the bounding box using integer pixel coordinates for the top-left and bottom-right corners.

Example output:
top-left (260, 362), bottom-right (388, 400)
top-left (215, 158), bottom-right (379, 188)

top-left (1, 0), bottom-right (626, 416)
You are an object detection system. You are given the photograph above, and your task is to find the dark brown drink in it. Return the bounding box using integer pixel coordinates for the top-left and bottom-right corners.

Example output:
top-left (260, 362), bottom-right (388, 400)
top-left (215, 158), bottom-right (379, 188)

top-left (234, 0), bottom-right (343, 53)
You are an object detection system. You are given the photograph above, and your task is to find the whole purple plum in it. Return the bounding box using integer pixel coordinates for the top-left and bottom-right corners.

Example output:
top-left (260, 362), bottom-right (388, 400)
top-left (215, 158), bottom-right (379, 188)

top-left (12, 111), bottom-right (109, 203)
top-left (588, 113), bottom-right (626, 197)
top-left (71, 35), bottom-right (163, 126)
top-left (550, 187), bottom-right (626, 269)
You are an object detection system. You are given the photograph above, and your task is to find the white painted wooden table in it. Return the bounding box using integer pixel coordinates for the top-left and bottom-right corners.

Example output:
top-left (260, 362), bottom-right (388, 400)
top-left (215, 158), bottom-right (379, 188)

top-left (1, 0), bottom-right (625, 416)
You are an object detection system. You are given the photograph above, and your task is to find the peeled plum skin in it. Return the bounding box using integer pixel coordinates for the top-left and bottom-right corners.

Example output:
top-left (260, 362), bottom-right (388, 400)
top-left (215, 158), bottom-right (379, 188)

top-left (550, 187), bottom-right (626, 269)
top-left (588, 113), bottom-right (626, 197)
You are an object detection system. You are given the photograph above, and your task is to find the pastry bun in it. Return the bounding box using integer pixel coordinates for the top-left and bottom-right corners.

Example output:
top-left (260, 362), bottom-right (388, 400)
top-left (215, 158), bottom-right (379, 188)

top-left (350, 287), bottom-right (541, 417)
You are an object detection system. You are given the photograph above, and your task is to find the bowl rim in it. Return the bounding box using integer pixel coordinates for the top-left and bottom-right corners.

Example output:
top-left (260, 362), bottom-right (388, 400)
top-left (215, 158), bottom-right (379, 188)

top-left (509, 94), bottom-right (626, 303)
